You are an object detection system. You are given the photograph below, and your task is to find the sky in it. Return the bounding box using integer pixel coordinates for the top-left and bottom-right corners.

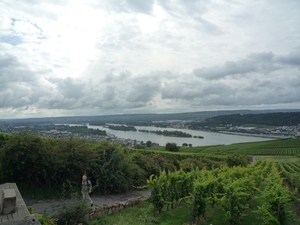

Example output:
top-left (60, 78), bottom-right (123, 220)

top-left (0, 0), bottom-right (300, 119)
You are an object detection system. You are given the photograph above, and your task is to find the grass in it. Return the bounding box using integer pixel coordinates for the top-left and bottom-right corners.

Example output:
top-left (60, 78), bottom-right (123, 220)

top-left (88, 200), bottom-right (191, 225)
top-left (88, 196), bottom-right (299, 225)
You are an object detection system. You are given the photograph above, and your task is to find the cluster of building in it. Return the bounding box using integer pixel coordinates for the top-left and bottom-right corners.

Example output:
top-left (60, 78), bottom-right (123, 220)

top-left (224, 124), bottom-right (300, 138)
top-left (40, 129), bottom-right (158, 148)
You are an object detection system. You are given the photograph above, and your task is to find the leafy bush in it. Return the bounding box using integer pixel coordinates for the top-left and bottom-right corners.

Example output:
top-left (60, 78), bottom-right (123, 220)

top-left (55, 201), bottom-right (89, 225)
top-left (36, 213), bottom-right (57, 225)
top-left (165, 142), bottom-right (179, 152)
top-left (226, 154), bottom-right (248, 167)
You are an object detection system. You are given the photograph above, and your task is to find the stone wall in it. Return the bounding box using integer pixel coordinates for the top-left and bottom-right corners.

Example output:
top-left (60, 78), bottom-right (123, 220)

top-left (87, 196), bottom-right (144, 219)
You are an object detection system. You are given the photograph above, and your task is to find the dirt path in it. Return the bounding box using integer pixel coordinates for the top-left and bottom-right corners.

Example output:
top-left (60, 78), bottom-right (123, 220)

top-left (24, 189), bottom-right (151, 215)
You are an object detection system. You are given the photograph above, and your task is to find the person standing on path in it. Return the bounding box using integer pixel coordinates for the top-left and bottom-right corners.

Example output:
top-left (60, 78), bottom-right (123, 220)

top-left (81, 175), bottom-right (93, 206)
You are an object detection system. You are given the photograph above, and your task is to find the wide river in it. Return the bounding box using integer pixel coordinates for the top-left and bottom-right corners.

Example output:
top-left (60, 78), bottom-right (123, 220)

top-left (86, 124), bottom-right (275, 147)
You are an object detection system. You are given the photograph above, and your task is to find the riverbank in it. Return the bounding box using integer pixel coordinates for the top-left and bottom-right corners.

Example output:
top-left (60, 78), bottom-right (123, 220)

top-left (202, 130), bottom-right (285, 139)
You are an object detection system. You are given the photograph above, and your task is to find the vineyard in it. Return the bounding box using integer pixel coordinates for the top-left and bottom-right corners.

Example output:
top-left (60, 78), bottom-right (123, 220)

top-left (147, 160), bottom-right (300, 225)
top-left (191, 138), bottom-right (300, 156)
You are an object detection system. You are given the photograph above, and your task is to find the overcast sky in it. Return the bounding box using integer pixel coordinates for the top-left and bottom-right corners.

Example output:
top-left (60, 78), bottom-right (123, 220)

top-left (0, 0), bottom-right (300, 119)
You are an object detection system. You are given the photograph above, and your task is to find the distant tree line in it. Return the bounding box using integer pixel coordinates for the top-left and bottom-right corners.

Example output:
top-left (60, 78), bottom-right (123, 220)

top-left (108, 125), bottom-right (137, 131)
top-left (139, 129), bottom-right (193, 137)
top-left (188, 112), bottom-right (300, 128)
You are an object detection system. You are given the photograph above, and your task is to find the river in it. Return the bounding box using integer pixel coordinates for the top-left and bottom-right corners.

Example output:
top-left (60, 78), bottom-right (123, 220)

top-left (86, 124), bottom-right (275, 147)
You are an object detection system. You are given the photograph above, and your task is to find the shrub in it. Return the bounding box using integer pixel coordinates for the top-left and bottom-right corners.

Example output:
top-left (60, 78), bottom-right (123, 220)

top-left (165, 142), bottom-right (179, 152)
top-left (55, 201), bottom-right (89, 225)
top-left (36, 213), bottom-right (57, 225)
top-left (226, 154), bottom-right (248, 167)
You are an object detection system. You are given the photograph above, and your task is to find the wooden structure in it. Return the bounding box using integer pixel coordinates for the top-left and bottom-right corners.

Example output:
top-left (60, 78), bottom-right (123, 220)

top-left (0, 183), bottom-right (40, 225)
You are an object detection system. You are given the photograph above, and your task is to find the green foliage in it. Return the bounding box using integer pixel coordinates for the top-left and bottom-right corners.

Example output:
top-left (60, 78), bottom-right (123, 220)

top-left (147, 169), bottom-right (195, 217)
top-left (88, 143), bottom-right (128, 194)
top-left (199, 138), bottom-right (300, 156)
top-left (146, 161), bottom-right (298, 225)
top-left (55, 201), bottom-right (89, 225)
top-left (165, 142), bottom-right (179, 152)
top-left (0, 132), bottom-right (53, 187)
top-left (134, 144), bottom-right (145, 149)
top-left (0, 132), bottom-right (225, 198)
top-left (191, 175), bottom-right (217, 223)
top-left (179, 158), bottom-right (205, 172)
top-left (254, 162), bottom-right (297, 225)
top-left (146, 140), bottom-right (152, 148)
top-left (226, 154), bottom-right (249, 167)
top-left (0, 133), bottom-right (9, 148)
top-left (108, 125), bottom-right (137, 131)
top-left (0, 133), bottom-right (148, 196)
top-left (89, 200), bottom-right (190, 225)
top-left (36, 213), bottom-right (57, 225)
top-left (139, 130), bottom-right (193, 137)
top-left (27, 206), bottom-right (34, 214)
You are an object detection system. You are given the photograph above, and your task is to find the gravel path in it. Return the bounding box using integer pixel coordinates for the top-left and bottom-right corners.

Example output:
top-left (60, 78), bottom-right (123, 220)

top-left (24, 189), bottom-right (151, 215)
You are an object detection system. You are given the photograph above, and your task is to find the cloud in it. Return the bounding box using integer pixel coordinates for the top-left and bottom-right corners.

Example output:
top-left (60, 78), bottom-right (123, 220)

top-left (0, 54), bottom-right (51, 108)
top-left (192, 51), bottom-right (300, 80)
top-left (157, 0), bottom-right (223, 35)
top-left (47, 77), bottom-right (85, 100)
top-left (126, 77), bottom-right (161, 103)
top-left (0, 54), bottom-right (39, 87)
top-left (89, 0), bottom-right (154, 14)
top-left (0, 0), bottom-right (300, 118)
top-left (275, 49), bottom-right (300, 67)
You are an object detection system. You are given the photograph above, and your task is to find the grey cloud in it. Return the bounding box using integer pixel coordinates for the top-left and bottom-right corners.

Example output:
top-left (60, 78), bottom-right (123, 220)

top-left (0, 86), bottom-right (31, 108)
top-left (126, 78), bottom-right (161, 103)
top-left (196, 17), bottom-right (224, 35)
top-left (0, 54), bottom-right (52, 108)
top-left (47, 77), bottom-right (85, 100)
top-left (275, 49), bottom-right (300, 67)
top-left (71, 72), bottom-right (164, 112)
top-left (102, 86), bottom-right (116, 101)
top-left (161, 80), bottom-right (233, 100)
top-left (37, 95), bottom-right (81, 110)
top-left (161, 82), bottom-right (196, 99)
top-left (103, 71), bottom-right (132, 83)
top-left (125, 0), bottom-right (154, 14)
top-left (0, 54), bottom-right (37, 86)
top-left (193, 52), bottom-right (282, 80)
top-left (1, 65), bottom-right (300, 117)
top-left (160, 70), bottom-right (300, 108)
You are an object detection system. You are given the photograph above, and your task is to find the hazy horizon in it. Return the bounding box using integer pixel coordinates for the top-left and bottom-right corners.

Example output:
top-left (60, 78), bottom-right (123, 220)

top-left (1, 108), bottom-right (299, 121)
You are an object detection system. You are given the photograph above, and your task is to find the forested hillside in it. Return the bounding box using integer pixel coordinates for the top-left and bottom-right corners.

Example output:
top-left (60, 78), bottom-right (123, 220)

top-left (189, 112), bottom-right (300, 128)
